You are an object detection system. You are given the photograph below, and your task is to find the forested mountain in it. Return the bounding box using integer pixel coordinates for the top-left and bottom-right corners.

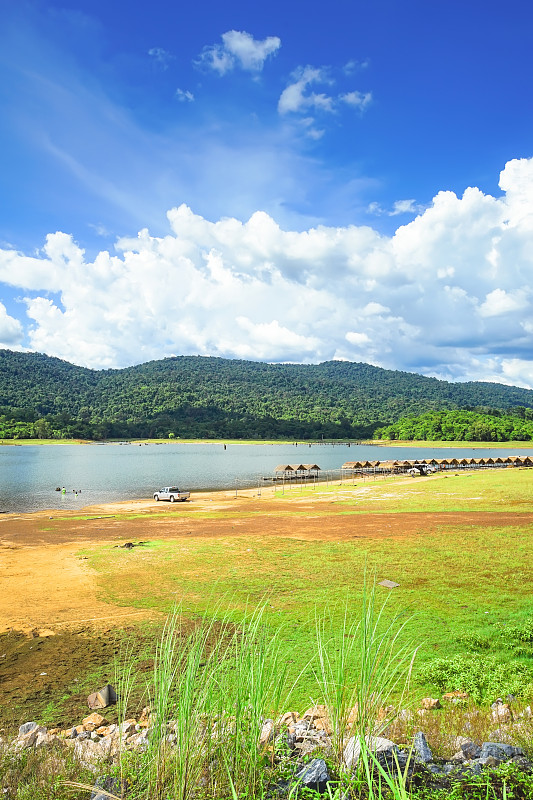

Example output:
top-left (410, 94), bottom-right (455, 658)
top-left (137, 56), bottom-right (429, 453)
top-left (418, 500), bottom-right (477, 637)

top-left (1, 349), bottom-right (533, 440)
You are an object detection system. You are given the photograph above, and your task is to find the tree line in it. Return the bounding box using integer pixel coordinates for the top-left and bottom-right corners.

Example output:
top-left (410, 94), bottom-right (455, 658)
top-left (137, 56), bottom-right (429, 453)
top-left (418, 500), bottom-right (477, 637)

top-left (1, 349), bottom-right (533, 441)
top-left (374, 408), bottom-right (533, 442)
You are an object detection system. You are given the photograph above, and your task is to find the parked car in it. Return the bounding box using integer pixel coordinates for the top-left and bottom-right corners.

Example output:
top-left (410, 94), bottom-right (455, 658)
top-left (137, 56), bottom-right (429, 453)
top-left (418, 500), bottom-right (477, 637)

top-left (153, 486), bottom-right (190, 502)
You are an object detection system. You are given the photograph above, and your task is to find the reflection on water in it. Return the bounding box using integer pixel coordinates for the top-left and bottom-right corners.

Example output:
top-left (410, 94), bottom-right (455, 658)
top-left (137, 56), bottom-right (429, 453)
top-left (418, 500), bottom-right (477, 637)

top-left (0, 441), bottom-right (529, 514)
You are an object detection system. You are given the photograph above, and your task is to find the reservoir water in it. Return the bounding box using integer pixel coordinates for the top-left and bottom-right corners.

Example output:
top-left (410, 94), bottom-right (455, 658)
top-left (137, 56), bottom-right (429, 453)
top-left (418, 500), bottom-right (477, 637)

top-left (0, 441), bottom-right (529, 514)
top-left (0, 442), bottom-right (528, 513)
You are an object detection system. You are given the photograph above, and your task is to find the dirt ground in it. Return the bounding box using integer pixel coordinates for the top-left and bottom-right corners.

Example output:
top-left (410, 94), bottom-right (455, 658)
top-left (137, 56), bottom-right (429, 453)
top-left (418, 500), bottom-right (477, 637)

top-left (2, 486), bottom-right (533, 733)
top-left (2, 487), bottom-right (533, 635)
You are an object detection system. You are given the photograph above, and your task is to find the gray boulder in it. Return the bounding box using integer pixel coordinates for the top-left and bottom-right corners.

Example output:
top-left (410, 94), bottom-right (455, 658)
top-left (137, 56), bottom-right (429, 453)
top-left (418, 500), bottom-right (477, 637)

top-left (344, 735), bottom-right (398, 770)
top-left (481, 742), bottom-right (524, 759)
top-left (460, 739), bottom-right (482, 760)
top-left (295, 758), bottom-right (330, 793)
top-left (18, 722), bottom-right (39, 737)
top-left (413, 731), bottom-right (433, 763)
top-left (90, 776), bottom-right (123, 800)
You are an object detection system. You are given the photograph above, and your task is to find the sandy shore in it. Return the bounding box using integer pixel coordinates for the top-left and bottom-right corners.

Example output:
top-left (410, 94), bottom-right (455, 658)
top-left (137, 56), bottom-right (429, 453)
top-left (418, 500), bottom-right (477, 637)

top-left (0, 487), bottom-right (260, 634)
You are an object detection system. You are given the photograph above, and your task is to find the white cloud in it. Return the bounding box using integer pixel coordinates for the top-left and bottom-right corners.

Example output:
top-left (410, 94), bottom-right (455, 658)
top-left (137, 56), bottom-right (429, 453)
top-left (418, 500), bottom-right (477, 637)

top-left (278, 67), bottom-right (335, 115)
top-left (345, 331), bottom-right (371, 346)
top-left (175, 88), bottom-right (194, 102)
top-left (195, 30), bottom-right (281, 75)
top-left (340, 91), bottom-right (372, 111)
top-left (343, 59), bottom-right (369, 74)
top-left (0, 302), bottom-right (24, 346)
top-left (479, 288), bottom-right (529, 317)
top-left (2, 157), bottom-right (533, 387)
top-left (278, 67), bottom-right (373, 137)
top-left (148, 47), bottom-right (174, 70)
top-left (368, 198), bottom-right (423, 217)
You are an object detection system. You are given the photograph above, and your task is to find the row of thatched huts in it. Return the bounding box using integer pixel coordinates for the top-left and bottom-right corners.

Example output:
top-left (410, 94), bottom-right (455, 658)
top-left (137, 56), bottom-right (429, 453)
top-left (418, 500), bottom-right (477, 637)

top-left (274, 463), bottom-right (321, 475)
top-left (341, 456), bottom-right (532, 474)
top-left (270, 456), bottom-right (532, 481)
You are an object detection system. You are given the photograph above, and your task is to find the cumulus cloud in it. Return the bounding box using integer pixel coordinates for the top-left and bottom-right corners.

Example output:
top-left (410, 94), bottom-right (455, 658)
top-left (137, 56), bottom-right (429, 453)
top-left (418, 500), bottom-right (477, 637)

top-left (196, 30), bottom-right (281, 75)
top-left (1, 157), bottom-right (533, 387)
top-left (0, 302), bottom-right (23, 346)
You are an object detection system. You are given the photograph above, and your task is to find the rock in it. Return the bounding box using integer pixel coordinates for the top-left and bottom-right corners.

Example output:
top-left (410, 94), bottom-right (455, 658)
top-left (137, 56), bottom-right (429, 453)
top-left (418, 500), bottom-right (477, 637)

top-left (481, 742), bottom-right (524, 759)
top-left (344, 735), bottom-right (398, 771)
top-left (420, 697), bottom-right (441, 710)
top-left (523, 705), bottom-right (532, 719)
top-left (490, 700), bottom-right (512, 724)
top-left (90, 776), bottom-right (123, 800)
top-left (450, 750), bottom-right (466, 762)
top-left (87, 684), bottom-right (117, 710)
top-left (314, 716), bottom-right (333, 735)
top-left (442, 691), bottom-right (469, 703)
top-left (15, 723), bottom-right (47, 750)
top-left (18, 722), bottom-right (39, 737)
top-left (118, 720), bottom-right (137, 738)
top-left (74, 738), bottom-right (108, 769)
top-left (83, 713), bottom-right (107, 729)
top-left (259, 720), bottom-right (274, 745)
top-left (460, 739), bottom-right (482, 760)
top-left (278, 711), bottom-right (299, 726)
top-left (295, 758), bottom-right (330, 793)
top-left (413, 731), bottom-right (433, 763)
top-left (302, 705), bottom-right (328, 721)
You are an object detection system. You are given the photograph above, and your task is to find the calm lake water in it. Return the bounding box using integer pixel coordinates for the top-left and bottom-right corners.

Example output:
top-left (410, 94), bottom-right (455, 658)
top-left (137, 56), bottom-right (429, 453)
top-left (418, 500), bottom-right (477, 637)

top-left (0, 441), bottom-right (529, 514)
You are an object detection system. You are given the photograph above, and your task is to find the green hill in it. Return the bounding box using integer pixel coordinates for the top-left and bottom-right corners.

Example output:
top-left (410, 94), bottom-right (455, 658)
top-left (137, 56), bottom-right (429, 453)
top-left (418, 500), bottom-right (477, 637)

top-left (1, 349), bottom-right (533, 440)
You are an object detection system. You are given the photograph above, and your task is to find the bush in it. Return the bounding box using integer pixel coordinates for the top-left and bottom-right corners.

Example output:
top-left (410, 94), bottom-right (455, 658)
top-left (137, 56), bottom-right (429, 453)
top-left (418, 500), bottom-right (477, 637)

top-left (455, 633), bottom-right (490, 651)
top-left (419, 654), bottom-right (533, 703)
top-left (497, 618), bottom-right (533, 657)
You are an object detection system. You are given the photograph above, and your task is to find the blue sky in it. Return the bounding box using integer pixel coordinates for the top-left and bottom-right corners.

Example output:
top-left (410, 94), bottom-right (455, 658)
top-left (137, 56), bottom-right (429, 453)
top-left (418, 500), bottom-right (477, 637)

top-left (1, 0), bottom-right (533, 387)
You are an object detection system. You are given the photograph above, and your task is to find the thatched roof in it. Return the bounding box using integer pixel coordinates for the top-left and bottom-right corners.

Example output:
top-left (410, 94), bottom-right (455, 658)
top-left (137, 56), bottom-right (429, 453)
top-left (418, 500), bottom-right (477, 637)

top-left (274, 463), bottom-right (321, 473)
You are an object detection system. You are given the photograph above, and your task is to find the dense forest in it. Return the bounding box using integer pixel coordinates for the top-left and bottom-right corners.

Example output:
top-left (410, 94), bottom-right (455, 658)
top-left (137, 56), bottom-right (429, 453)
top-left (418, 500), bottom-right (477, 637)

top-left (1, 349), bottom-right (533, 441)
top-left (375, 409), bottom-right (533, 442)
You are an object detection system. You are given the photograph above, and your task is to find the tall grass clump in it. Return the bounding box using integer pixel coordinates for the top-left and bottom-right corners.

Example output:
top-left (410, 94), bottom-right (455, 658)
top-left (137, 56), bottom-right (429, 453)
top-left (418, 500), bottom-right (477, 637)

top-left (144, 607), bottom-right (228, 800)
top-left (316, 579), bottom-right (416, 796)
top-left (111, 602), bottom-right (291, 800)
top-left (211, 603), bottom-right (289, 798)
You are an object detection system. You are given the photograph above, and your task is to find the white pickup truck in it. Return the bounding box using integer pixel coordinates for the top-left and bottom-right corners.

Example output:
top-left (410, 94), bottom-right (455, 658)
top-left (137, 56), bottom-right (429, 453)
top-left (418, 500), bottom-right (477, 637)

top-left (153, 486), bottom-right (191, 502)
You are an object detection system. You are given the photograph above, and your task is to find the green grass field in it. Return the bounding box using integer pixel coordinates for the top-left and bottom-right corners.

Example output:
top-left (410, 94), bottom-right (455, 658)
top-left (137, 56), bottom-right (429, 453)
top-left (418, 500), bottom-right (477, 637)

top-left (85, 468), bottom-right (533, 705)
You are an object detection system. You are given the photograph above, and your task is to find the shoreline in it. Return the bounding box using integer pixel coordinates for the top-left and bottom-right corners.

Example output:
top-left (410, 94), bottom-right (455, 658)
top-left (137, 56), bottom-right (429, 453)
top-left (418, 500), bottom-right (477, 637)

top-left (3, 436), bottom-right (533, 448)
top-left (364, 438), bottom-right (533, 448)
